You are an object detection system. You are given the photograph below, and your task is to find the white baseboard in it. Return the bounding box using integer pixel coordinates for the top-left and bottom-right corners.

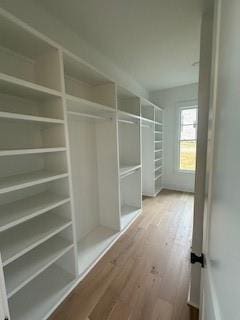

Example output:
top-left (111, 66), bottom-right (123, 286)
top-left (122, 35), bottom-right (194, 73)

top-left (187, 283), bottom-right (200, 309)
top-left (163, 184), bottom-right (195, 193)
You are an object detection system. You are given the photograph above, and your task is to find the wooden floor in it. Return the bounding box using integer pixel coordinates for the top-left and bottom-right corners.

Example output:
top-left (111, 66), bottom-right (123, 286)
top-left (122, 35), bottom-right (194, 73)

top-left (50, 190), bottom-right (199, 320)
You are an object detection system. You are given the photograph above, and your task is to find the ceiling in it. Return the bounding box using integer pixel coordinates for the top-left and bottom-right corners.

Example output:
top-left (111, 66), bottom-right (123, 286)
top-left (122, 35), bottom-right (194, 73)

top-left (37, 0), bottom-right (202, 92)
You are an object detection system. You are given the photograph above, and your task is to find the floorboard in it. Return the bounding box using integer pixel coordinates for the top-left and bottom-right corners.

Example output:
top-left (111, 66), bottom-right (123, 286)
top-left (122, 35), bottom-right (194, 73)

top-left (50, 190), bottom-right (198, 320)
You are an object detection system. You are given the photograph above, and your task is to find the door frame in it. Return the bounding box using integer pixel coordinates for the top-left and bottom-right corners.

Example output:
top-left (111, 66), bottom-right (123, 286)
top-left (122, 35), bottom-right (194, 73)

top-left (199, 0), bottom-right (222, 319)
top-left (0, 254), bottom-right (9, 320)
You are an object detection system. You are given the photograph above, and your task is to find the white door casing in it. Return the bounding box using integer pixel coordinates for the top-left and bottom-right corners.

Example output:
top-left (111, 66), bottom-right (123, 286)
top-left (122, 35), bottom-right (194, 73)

top-left (0, 254), bottom-right (9, 320)
top-left (200, 0), bottom-right (240, 319)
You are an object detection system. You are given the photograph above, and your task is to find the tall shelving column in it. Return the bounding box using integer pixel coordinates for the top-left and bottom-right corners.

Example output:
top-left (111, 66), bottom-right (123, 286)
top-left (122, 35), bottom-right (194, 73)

top-left (154, 106), bottom-right (164, 194)
top-left (62, 50), bottom-right (120, 276)
top-left (0, 11), bottom-right (77, 320)
top-left (141, 99), bottom-right (155, 197)
top-left (117, 86), bottom-right (142, 229)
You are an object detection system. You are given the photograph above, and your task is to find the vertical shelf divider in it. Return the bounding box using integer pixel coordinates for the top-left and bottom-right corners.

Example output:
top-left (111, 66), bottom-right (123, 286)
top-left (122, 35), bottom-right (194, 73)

top-left (58, 48), bottom-right (79, 277)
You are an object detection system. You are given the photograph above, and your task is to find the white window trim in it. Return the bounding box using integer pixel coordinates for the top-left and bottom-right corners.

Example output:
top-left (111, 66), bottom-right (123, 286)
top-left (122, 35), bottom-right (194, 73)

top-left (175, 100), bottom-right (198, 174)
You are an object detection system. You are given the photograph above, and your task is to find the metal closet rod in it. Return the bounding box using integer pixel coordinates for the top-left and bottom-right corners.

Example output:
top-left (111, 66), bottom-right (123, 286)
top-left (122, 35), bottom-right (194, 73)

top-left (141, 124), bottom-right (152, 129)
top-left (118, 119), bottom-right (138, 125)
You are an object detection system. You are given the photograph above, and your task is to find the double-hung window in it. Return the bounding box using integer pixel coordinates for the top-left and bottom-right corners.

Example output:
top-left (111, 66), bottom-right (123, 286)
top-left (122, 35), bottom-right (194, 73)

top-left (178, 107), bottom-right (198, 172)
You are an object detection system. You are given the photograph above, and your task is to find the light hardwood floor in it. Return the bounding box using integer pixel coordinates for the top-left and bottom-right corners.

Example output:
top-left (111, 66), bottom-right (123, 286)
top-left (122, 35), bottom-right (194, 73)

top-left (50, 190), bottom-right (199, 320)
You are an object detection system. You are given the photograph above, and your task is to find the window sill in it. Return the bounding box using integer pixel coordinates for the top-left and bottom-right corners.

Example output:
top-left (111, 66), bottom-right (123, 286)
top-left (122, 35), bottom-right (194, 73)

top-left (177, 169), bottom-right (196, 175)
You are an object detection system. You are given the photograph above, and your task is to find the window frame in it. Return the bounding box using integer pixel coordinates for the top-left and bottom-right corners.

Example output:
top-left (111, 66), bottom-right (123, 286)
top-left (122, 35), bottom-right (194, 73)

top-left (175, 102), bottom-right (198, 174)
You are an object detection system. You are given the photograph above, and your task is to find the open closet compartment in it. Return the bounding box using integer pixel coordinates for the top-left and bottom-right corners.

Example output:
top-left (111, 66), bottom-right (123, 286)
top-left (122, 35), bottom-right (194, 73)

top-left (141, 99), bottom-right (155, 123)
top-left (120, 168), bottom-right (142, 229)
top-left (117, 86), bottom-right (141, 176)
top-left (0, 12), bottom-right (62, 94)
top-left (63, 50), bottom-right (116, 111)
top-left (64, 53), bottom-right (120, 276)
top-left (141, 99), bottom-right (155, 196)
top-left (117, 86), bottom-right (142, 229)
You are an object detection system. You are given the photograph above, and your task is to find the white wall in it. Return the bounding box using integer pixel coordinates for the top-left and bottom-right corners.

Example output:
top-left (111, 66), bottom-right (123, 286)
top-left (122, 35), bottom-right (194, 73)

top-left (151, 83), bottom-right (198, 193)
top-left (0, 0), bottom-right (148, 98)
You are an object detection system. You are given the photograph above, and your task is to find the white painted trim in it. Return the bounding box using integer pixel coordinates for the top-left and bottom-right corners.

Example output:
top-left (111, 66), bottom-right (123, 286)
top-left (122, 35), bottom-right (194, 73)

top-left (0, 254), bottom-right (10, 319)
top-left (202, 261), bottom-right (222, 320)
top-left (188, 283), bottom-right (200, 309)
top-left (175, 101), bottom-right (198, 174)
top-left (199, 0), bottom-right (222, 318)
top-left (163, 184), bottom-right (194, 193)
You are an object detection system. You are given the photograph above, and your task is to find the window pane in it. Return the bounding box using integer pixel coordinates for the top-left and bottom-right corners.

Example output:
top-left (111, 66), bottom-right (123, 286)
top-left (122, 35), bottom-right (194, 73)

top-left (180, 124), bottom-right (197, 140)
top-left (180, 140), bottom-right (196, 171)
top-left (181, 108), bottom-right (197, 125)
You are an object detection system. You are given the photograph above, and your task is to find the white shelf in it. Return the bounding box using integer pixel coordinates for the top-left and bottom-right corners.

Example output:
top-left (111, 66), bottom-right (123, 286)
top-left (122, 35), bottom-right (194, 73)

top-left (154, 187), bottom-right (162, 197)
top-left (0, 192), bottom-right (70, 232)
top-left (77, 226), bottom-right (118, 275)
top-left (155, 149), bottom-right (163, 152)
top-left (120, 165), bottom-right (141, 177)
top-left (0, 72), bottom-right (62, 99)
top-left (5, 236), bottom-right (73, 298)
top-left (121, 205), bottom-right (141, 229)
top-left (155, 166), bottom-right (162, 171)
top-left (155, 174), bottom-right (162, 180)
top-left (0, 111), bottom-right (64, 124)
top-left (154, 158), bottom-right (162, 162)
top-left (0, 213), bottom-right (72, 266)
top-left (66, 94), bottom-right (114, 114)
top-left (0, 147), bottom-right (66, 157)
top-left (118, 110), bottom-right (140, 121)
top-left (0, 170), bottom-right (68, 194)
top-left (141, 117), bottom-right (155, 124)
top-left (8, 264), bottom-right (75, 320)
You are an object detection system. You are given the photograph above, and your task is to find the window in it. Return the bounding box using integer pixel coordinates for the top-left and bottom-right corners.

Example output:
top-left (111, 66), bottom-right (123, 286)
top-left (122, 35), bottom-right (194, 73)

top-left (178, 107), bottom-right (198, 171)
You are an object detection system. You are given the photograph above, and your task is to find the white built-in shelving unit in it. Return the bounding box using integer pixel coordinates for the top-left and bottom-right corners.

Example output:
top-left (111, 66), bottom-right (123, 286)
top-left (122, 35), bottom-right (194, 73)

top-left (141, 99), bottom-right (163, 197)
top-left (0, 8), bottom-right (163, 320)
top-left (117, 87), bottom-right (142, 229)
top-left (0, 10), bottom-right (77, 320)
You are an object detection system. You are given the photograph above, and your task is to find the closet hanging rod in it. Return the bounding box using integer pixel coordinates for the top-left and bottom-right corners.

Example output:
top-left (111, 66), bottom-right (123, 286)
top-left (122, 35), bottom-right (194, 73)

top-left (141, 124), bottom-right (152, 129)
top-left (67, 111), bottom-right (111, 121)
top-left (118, 119), bottom-right (137, 125)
